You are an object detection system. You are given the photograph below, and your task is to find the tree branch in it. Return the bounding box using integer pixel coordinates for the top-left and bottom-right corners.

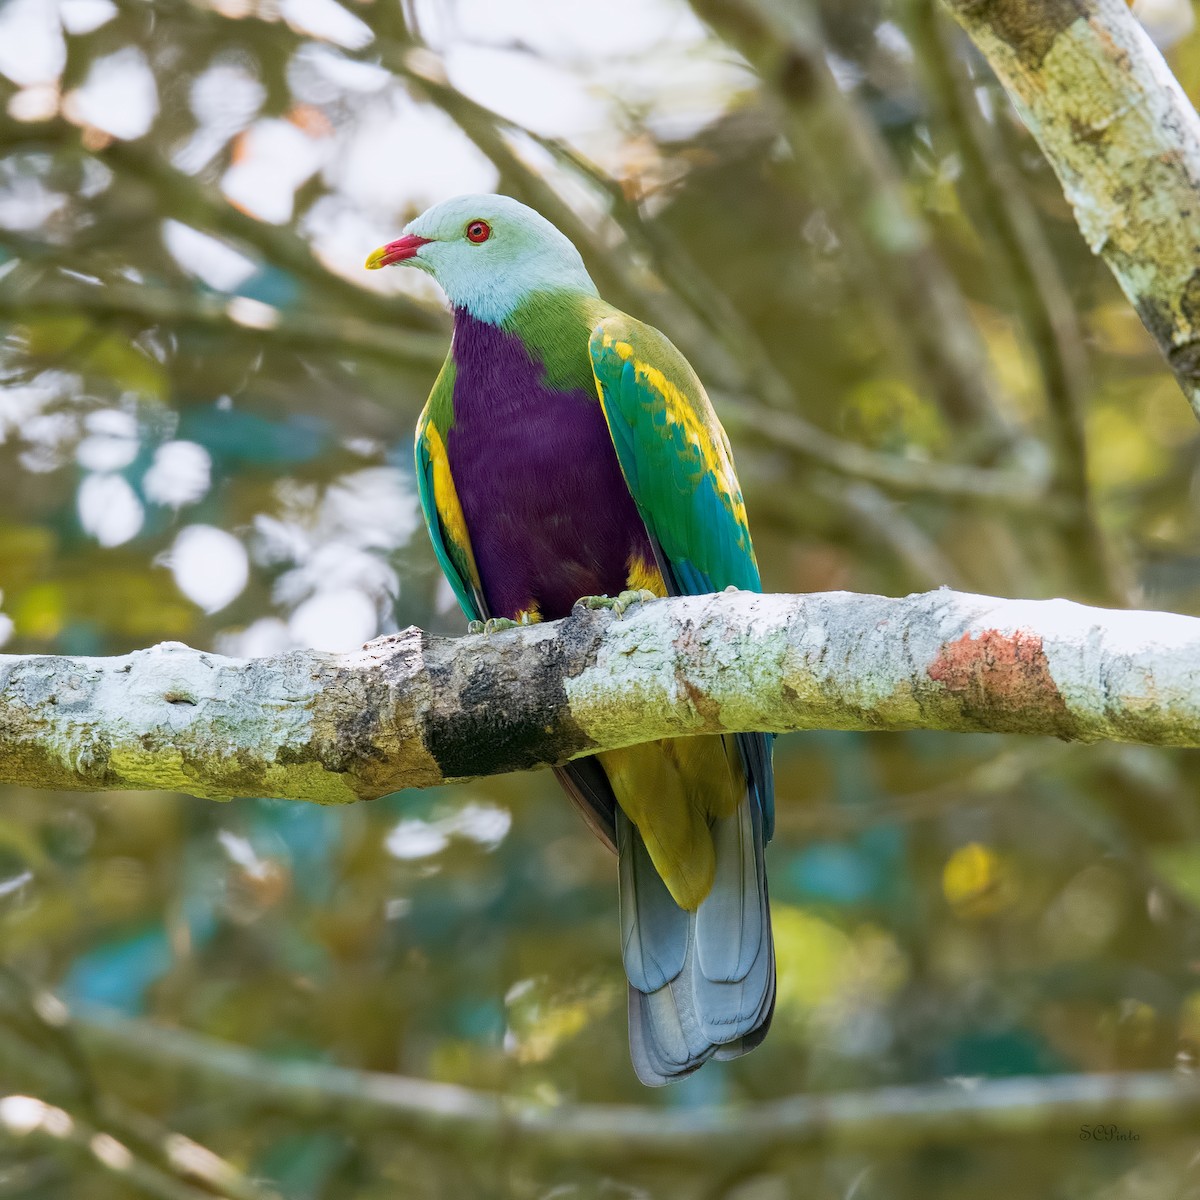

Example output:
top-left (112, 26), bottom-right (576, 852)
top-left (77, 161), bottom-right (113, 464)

top-left (0, 1091), bottom-right (274, 1200)
top-left (2, 590), bottom-right (1199, 803)
top-left (73, 1008), bottom-right (1200, 1160)
top-left (0, 112), bottom-right (441, 333)
top-left (713, 392), bottom-right (1051, 509)
top-left (0, 276), bottom-right (446, 369)
top-left (942, 0), bottom-right (1200, 420)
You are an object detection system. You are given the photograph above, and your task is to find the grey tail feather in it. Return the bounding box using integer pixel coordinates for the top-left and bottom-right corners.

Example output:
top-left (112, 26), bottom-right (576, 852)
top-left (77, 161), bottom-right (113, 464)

top-left (619, 797), bottom-right (774, 1087)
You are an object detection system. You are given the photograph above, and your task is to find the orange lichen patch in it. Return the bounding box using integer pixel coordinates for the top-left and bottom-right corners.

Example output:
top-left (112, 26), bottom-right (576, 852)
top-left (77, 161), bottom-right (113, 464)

top-left (230, 128), bottom-right (252, 165)
top-left (927, 628), bottom-right (1077, 735)
top-left (288, 104), bottom-right (333, 139)
top-left (80, 126), bottom-right (113, 153)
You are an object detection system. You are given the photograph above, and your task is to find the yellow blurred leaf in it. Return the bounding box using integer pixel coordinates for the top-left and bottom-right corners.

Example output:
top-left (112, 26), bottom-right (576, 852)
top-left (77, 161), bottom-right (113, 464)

top-left (1149, 842), bottom-right (1200, 908)
top-left (1088, 403), bottom-right (1166, 488)
top-left (11, 582), bottom-right (65, 642)
top-left (774, 905), bottom-right (907, 1020)
top-left (841, 377), bottom-right (945, 454)
top-left (1089, 301), bottom-right (1158, 357)
top-left (0, 525), bottom-right (56, 593)
top-left (942, 842), bottom-right (1018, 919)
top-left (21, 317), bottom-right (166, 401)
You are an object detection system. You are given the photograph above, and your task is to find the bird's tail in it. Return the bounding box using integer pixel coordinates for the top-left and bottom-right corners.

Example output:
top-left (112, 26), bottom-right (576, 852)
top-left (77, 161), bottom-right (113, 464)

top-left (619, 775), bottom-right (775, 1086)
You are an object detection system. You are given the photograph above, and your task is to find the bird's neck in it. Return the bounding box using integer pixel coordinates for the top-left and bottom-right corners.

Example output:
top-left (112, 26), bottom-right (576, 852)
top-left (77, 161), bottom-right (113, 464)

top-left (451, 291), bottom-right (610, 395)
top-left (440, 250), bottom-right (599, 326)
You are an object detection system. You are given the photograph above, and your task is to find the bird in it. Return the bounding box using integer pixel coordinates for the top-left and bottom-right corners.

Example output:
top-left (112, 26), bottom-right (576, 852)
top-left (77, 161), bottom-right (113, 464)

top-left (366, 194), bottom-right (774, 1085)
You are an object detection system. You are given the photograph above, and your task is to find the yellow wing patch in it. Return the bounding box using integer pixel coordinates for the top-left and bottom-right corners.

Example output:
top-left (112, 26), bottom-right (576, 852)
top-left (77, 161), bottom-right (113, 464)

top-left (601, 333), bottom-right (750, 537)
top-left (423, 421), bottom-right (482, 590)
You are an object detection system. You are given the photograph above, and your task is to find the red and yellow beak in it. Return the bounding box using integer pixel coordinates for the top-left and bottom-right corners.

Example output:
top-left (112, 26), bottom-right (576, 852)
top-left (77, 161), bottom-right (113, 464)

top-left (364, 234), bottom-right (432, 270)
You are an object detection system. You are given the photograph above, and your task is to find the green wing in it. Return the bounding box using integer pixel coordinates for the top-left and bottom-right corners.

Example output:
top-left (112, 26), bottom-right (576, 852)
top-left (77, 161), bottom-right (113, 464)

top-left (415, 362), bottom-right (487, 623)
top-left (589, 314), bottom-right (760, 596)
top-left (590, 315), bottom-right (775, 841)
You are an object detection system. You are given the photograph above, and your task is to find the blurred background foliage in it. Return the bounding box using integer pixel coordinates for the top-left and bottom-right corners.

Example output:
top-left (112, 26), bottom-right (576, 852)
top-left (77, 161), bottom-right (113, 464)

top-left (3, 0), bottom-right (1200, 1195)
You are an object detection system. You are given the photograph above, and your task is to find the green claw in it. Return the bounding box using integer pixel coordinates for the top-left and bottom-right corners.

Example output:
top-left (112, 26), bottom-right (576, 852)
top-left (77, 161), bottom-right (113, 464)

top-left (468, 615), bottom-right (534, 636)
top-left (576, 589), bottom-right (658, 617)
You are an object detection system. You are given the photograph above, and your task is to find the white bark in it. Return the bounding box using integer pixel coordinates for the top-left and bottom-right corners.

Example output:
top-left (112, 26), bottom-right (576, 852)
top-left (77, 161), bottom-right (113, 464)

top-left (1, 589), bottom-right (1199, 803)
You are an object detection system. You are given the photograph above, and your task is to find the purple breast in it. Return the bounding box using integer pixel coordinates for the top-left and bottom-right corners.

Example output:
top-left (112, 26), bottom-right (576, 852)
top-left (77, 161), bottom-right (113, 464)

top-left (446, 309), bottom-right (654, 621)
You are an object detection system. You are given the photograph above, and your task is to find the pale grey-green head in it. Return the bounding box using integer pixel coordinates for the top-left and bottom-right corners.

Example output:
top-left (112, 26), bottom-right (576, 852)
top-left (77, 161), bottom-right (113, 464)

top-left (366, 194), bottom-right (598, 324)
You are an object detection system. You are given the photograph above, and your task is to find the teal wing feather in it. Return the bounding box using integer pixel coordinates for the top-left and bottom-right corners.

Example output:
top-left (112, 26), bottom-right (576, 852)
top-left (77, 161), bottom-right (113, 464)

top-left (414, 375), bottom-right (487, 624)
top-left (588, 315), bottom-right (761, 597)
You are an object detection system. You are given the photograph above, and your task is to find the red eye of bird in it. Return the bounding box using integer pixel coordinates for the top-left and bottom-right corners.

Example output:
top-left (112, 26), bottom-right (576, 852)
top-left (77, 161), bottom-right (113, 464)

top-left (466, 219), bottom-right (491, 244)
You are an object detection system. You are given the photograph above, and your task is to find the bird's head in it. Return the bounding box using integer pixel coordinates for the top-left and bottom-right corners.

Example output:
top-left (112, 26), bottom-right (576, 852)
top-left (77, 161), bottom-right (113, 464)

top-left (365, 193), bottom-right (598, 325)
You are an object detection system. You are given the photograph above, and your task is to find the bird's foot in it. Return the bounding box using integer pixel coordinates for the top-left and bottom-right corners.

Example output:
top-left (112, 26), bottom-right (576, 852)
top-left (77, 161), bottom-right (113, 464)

top-left (576, 589), bottom-right (659, 618)
top-left (466, 616), bottom-right (529, 635)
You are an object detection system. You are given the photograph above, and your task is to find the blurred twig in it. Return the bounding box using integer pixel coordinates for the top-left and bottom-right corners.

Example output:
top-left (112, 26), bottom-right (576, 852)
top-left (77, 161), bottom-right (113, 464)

top-left (73, 1008), bottom-right (1200, 1159)
top-left (715, 390), bottom-right (1049, 508)
top-left (0, 1092), bottom-right (268, 1200)
top-left (833, 481), bottom-right (967, 589)
top-left (0, 973), bottom-right (277, 1200)
top-left (0, 112), bottom-right (442, 334)
top-left (0, 272), bottom-right (446, 369)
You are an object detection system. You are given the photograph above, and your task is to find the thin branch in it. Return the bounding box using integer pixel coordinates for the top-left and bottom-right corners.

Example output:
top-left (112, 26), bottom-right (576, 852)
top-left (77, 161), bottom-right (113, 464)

top-left (0, 1093), bottom-right (248, 1200)
top-left (832, 480), bottom-right (968, 589)
top-left (713, 391), bottom-right (1050, 508)
top-left (0, 275), bottom-right (446, 369)
top-left (2, 589), bottom-right (1200, 804)
top-left (942, 0), bottom-right (1200, 421)
top-left (73, 1008), bottom-right (1200, 1161)
top-left (0, 974), bottom-right (276, 1200)
top-left (96, 1101), bottom-right (281, 1200)
top-left (0, 112), bottom-right (440, 334)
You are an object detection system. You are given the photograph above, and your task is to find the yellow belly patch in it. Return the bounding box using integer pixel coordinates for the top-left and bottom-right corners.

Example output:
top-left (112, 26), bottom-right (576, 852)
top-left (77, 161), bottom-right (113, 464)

top-left (626, 553), bottom-right (667, 597)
